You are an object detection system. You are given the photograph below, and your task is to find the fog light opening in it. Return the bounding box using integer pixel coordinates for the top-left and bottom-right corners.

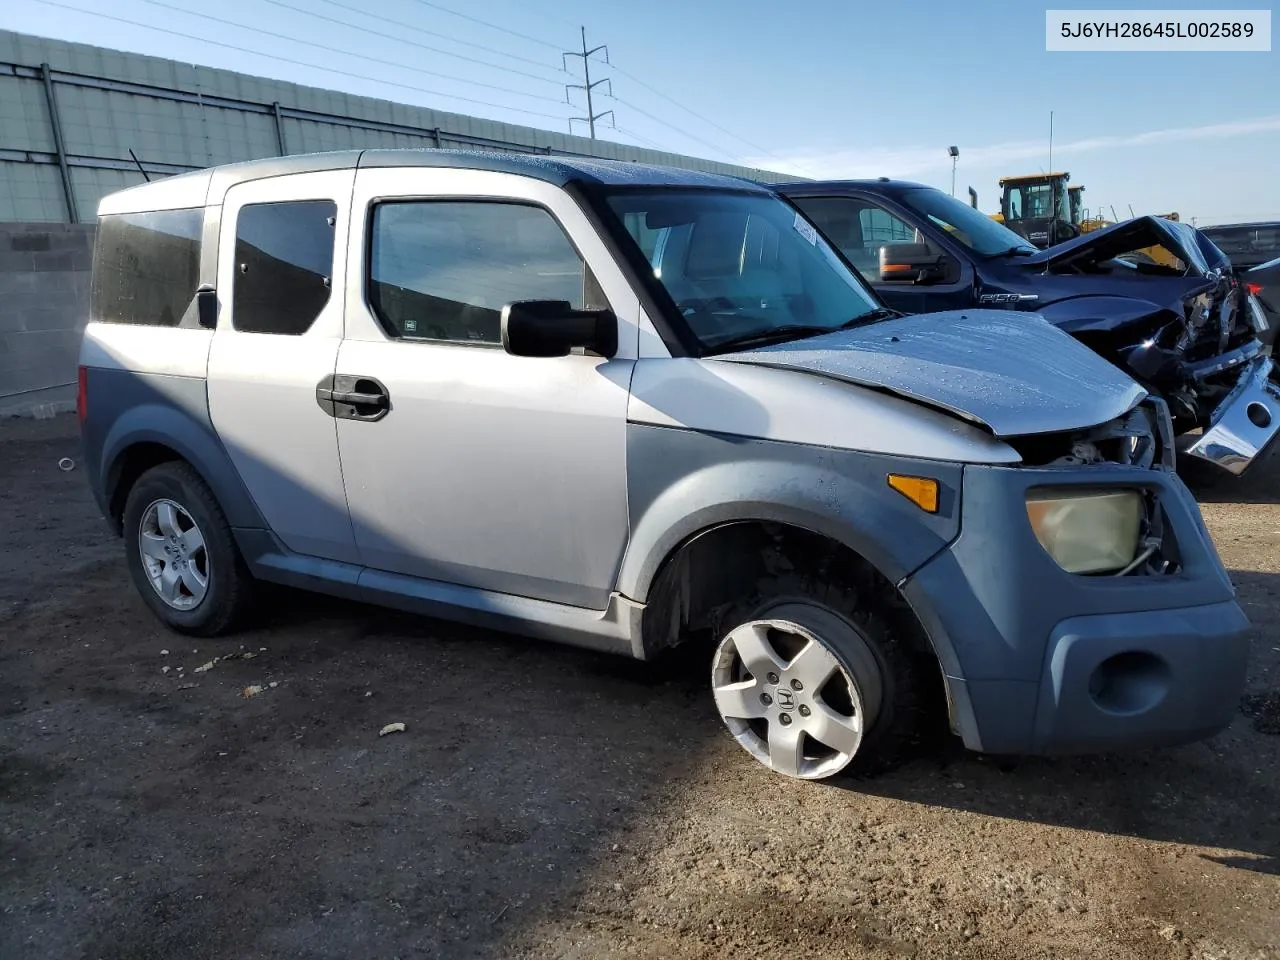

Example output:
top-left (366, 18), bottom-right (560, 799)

top-left (1246, 401), bottom-right (1272, 429)
top-left (1087, 651), bottom-right (1171, 716)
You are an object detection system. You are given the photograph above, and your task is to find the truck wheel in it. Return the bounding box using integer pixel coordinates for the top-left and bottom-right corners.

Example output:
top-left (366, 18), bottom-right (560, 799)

top-left (710, 582), bottom-right (925, 780)
top-left (121, 462), bottom-right (254, 636)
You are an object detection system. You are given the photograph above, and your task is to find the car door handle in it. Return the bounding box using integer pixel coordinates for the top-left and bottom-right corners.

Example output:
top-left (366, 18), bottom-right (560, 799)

top-left (316, 375), bottom-right (390, 422)
top-left (320, 388), bottom-right (387, 408)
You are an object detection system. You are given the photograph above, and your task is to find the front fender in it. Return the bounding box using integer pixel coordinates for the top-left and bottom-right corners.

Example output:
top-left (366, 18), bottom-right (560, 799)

top-left (617, 424), bottom-right (963, 602)
top-left (1032, 294), bottom-right (1168, 336)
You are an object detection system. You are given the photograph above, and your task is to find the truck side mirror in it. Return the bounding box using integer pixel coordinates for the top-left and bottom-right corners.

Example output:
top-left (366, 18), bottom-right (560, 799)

top-left (879, 244), bottom-right (953, 285)
top-left (501, 300), bottom-right (618, 358)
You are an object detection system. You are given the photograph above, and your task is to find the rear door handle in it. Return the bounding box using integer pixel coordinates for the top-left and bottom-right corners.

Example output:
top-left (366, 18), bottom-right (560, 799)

top-left (316, 375), bottom-right (390, 422)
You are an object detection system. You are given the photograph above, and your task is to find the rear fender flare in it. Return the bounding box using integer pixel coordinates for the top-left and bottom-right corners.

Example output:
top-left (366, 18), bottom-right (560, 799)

top-left (100, 402), bottom-right (264, 531)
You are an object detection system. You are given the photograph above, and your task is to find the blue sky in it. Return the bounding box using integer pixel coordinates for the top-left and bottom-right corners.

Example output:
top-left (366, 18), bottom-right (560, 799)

top-left (4, 0), bottom-right (1277, 224)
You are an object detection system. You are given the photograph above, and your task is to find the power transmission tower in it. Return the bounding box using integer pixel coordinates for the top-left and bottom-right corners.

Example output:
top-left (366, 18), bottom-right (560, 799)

top-left (563, 27), bottom-right (613, 139)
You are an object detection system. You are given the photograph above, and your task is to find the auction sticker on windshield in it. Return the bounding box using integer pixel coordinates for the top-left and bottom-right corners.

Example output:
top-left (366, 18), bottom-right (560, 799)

top-left (1046, 9), bottom-right (1270, 50)
top-left (793, 213), bottom-right (819, 245)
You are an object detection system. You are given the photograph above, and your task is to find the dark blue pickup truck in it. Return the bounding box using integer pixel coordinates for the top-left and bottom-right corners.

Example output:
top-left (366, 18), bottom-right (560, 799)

top-left (778, 179), bottom-right (1278, 475)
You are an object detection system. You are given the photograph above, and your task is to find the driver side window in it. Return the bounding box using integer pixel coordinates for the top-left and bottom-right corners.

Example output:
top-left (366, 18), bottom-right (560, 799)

top-left (368, 200), bottom-right (603, 345)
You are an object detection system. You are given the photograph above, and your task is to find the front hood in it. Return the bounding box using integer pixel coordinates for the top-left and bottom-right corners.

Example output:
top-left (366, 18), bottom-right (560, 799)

top-left (1020, 216), bottom-right (1228, 275)
top-left (714, 309), bottom-right (1146, 437)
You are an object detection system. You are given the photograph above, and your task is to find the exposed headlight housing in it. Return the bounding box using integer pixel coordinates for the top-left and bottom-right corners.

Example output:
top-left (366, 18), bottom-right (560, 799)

top-left (1025, 488), bottom-right (1143, 574)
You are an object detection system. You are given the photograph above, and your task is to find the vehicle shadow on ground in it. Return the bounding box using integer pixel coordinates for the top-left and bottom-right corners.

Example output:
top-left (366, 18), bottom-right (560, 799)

top-left (840, 567), bottom-right (1280, 877)
top-left (841, 730), bottom-right (1279, 875)
top-left (266, 580), bottom-right (1280, 884)
top-left (7, 565), bottom-right (1278, 960)
top-left (3, 581), bottom-right (728, 960)
top-left (1179, 453), bottom-right (1280, 505)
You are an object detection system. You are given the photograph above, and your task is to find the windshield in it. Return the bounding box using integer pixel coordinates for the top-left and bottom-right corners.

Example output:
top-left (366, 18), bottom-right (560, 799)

top-left (899, 186), bottom-right (1037, 256)
top-left (1002, 181), bottom-right (1070, 223)
top-left (604, 189), bottom-right (884, 353)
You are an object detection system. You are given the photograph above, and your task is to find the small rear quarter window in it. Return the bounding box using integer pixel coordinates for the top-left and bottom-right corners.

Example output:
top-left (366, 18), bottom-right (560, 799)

top-left (91, 208), bottom-right (203, 326)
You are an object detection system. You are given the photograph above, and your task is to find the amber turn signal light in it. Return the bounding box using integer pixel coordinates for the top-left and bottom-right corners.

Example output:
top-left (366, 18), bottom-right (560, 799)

top-left (887, 474), bottom-right (939, 513)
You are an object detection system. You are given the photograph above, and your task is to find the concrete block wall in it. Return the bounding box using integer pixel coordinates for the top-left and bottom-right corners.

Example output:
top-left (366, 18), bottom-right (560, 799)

top-left (0, 222), bottom-right (94, 416)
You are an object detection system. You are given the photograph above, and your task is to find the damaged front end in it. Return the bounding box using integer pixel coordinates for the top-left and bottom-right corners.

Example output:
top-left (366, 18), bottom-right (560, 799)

top-left (1027, 216), bottom-right (1280, 474)
top-left (1004, 396), bottom-right (1174, 472)
top-left (1003, 398), bottom-right (1185, 578)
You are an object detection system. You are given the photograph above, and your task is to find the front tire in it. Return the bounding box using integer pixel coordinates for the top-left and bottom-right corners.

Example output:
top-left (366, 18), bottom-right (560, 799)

top-left (711, 579), bottom-right (927, 780)
top-left (121, 462), bottom-right (253, 636)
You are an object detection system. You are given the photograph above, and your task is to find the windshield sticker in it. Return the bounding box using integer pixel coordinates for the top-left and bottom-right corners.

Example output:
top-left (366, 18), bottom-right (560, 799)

top-left (793, 213), bottom-right (819, 245)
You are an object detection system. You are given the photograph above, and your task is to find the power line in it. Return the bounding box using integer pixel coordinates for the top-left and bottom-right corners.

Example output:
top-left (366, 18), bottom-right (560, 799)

top-left (137, 0), bottom-right (567, 103)
top-left (602, 59), bottom-right (811, 175)
top-left (606, 94), bottom-right (757, 168)
top-left (314, 0), bottom-right (566, 75)
top-left (31, 0), bottom-right (572, 121)
top-left (261, 0), bottom-right (566, 85)
top-left (614, 126), bottom-right (671, 152)
top-left (407, 0), bottom-right (565, 52)
top-left (505, 6), bottom-right (803, 173)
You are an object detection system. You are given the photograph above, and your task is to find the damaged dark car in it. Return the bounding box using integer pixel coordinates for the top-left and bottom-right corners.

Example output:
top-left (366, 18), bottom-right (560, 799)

top-left (777, 179), bottom-right (1280, 475)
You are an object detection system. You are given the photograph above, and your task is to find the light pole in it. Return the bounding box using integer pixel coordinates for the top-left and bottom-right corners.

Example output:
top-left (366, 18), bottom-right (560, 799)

top-left (948, 146), bottom-right (959, 196)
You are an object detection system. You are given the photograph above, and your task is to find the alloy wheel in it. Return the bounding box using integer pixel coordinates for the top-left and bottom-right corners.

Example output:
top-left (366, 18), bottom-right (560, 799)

top-left (711, 616), bottom-right (875, 779)
top-left (137, 498), bottom-right (210, 610)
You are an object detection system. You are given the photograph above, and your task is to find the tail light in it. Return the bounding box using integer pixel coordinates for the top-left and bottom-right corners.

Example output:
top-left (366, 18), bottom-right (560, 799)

top-left (1247, 282), bottom-right (1263, 296)
top-left (76, 365), bottom-right (88, 425)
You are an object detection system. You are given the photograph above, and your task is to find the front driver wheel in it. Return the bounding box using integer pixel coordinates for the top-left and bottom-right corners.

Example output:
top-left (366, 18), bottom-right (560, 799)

top-left (711, 592), bottom-right (923, 780)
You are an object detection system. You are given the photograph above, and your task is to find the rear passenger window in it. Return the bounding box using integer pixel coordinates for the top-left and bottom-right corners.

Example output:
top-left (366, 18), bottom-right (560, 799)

top-left (369, 201), bottom-right (587, 345)
top-left (91, 208), bottom-right (203, 326)
top-left (233, 200), bottom-right (337, 335)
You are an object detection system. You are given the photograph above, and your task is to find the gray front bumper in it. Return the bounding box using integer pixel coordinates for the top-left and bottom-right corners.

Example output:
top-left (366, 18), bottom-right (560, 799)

top-left (1184, 355), bottom-right (1280, 474)
top-left (1029, 601), bottom-right (1249, 753)
top-left (900, 462), bottom-right (1249, 757)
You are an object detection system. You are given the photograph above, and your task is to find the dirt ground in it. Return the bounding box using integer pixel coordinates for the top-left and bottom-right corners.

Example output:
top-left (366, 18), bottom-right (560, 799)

top-left (1, 414), bottom-right (1277, 960)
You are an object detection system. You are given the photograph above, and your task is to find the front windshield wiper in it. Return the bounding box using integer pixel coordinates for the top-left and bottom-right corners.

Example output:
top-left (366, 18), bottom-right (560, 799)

top-left (705, 308), bottom-right (901, 355)
top-left (838, 306), bottom-right (899, 328)
top-left (987, 245), bottom-right (1038, 259)
top-left (704, 324), bottom-right (833, 354)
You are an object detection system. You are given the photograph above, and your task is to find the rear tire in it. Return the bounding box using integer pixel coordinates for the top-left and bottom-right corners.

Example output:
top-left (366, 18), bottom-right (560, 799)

top-left (711, 573), bottom-right (929, 780)
top-left (121, 462), bottom-right (254, 636)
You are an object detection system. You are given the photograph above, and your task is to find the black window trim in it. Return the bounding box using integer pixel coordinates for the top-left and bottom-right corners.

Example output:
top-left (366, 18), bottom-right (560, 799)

top-left (230, 197), bottom-right (339, 337)
top-left (361, 194), bottom-right (602, 350)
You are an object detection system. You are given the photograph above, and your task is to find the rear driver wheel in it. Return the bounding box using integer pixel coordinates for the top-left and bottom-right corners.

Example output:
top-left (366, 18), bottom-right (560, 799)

top-left (121, 462), bottom-right (253, 636)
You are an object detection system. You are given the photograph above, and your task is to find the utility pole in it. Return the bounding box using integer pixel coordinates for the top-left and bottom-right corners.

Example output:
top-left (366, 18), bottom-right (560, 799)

top-left (564, 27), bottom-right (613, 139)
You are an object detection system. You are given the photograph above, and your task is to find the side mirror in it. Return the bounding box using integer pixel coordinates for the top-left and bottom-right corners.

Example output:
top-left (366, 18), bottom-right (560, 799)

top-left (501, 300), bottom-right (618, 358)
top-left (196, 283), bottom-right (218, 329)
top-left (879, 243), bottom-right (953, 284)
